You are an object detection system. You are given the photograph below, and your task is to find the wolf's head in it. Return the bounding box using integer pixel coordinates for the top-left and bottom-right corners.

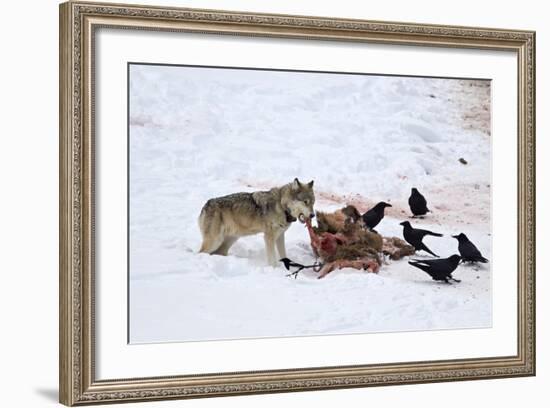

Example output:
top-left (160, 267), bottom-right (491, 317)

top-left (283, 178), bottom-right (315, 223)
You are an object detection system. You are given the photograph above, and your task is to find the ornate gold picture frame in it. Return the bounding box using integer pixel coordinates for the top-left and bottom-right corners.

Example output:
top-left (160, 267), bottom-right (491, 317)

top-left (59, 1), bottom-right (535, 405)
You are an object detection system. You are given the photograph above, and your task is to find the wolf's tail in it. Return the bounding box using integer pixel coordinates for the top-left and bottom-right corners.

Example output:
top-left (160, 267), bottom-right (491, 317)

top-left (198, 204), bottom-right (208, 236)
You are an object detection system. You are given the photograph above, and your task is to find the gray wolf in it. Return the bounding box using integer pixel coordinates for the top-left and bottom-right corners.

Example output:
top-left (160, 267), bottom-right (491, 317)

top-left (198, 178), bottom-right (315, 266)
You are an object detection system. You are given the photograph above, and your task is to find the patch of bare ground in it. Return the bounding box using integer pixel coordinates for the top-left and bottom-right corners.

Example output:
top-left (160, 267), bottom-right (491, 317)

top-left (453, 80), bottom-right (491, 136)
top-left (239, 179), bottom-right (490, 231)
top-left (420, 182), bottom-right (491, 231)
top-left (315, 186), bottom-right (490, 231)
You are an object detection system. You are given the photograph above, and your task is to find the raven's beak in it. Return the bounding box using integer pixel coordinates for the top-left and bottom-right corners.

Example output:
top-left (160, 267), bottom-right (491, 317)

top-left (451, 235), bottom-right (459, 239)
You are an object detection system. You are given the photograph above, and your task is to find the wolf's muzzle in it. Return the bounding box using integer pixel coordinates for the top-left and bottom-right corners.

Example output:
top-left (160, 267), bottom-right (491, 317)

top-left (298, 213), bottom-right (315, 223)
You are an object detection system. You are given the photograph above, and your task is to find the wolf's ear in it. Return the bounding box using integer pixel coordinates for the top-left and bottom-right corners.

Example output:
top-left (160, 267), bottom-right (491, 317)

top-left (307, 180), bottom-right (314, 188)
top-left (292, 178), bottom-right (301, 190)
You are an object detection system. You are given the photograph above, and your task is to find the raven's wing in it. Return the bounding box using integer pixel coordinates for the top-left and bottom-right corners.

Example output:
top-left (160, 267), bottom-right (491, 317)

top-left (279, 258), bottom-right (292, 270)
top-left (414, 228), bottom-right (443, 238)
top-left (417, 193), bottom-right (427, 207)
top-left (362, 209), bottom-right (377, 227)
top-left (462, 240), bottom-right (484, 258)
top-left (409, 261), bottom-right (438, 279)
top-left (408, 261), bottom-right (431, 272)
top-left (279, 258), bottom-right (303, 270)
top-left (410, 258), bottom-right (442, 266)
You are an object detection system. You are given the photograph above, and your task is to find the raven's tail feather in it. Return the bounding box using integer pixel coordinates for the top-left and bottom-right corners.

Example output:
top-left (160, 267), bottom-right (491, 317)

top-left (408, 261), bottom-right (431, 274)
top-left (419, 243), bottom-right (438, 257)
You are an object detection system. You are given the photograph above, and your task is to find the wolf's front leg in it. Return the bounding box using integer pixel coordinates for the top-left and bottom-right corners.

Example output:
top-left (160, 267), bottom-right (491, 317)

top-left (264, 232), bottom-right (277, 267)
top-left (275, 233), bottom-right (286, 259)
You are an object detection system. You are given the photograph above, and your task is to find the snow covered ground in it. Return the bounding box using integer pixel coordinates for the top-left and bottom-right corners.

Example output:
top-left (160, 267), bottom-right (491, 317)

top-left (128, 64), bottom-right (492, 344)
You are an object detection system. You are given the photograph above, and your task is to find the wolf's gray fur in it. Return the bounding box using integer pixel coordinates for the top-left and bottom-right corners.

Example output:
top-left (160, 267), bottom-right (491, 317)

top-left (198, 178), bottom-right (315, 266)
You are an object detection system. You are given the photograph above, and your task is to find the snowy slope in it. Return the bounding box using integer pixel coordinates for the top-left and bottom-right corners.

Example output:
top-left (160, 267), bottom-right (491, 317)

top-left (128, 64), bottom-right (491, 343)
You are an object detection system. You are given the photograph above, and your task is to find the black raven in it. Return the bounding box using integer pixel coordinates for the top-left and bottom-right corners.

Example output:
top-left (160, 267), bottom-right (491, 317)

top-left (408, 187), bottom-right (430, 217)
top-left (399, 221), bottom-right (442, 257)
top-left (408, 255), bottom-right (462, 283)
top-left (362, 202), bottom-right (392, 231)
top-left (279, 258), bottom-right (323, 279)
top-left (280, 258), bottom-right (302, 271)
top-left (452, 233), bottom-right (489, 263)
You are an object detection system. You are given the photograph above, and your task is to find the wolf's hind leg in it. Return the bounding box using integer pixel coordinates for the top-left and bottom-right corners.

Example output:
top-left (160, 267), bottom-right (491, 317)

top-left (213, 237), bottom-right (238, 256)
